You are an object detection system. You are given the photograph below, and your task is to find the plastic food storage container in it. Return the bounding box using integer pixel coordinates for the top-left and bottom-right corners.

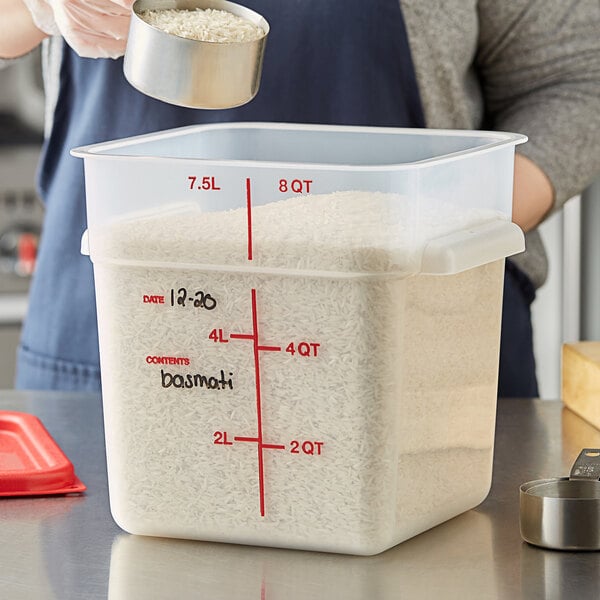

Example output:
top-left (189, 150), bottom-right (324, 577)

top-left (72, 122), bottom-right (526, 556)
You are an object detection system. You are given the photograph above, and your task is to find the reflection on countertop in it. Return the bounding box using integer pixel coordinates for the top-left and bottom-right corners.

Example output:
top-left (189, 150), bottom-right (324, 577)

top-left (108, 510), bottom-right (496, 600)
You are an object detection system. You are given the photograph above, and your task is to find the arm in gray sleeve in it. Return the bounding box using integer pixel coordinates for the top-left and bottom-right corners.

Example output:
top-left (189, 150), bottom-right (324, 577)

top-left (476, 0), bottom-right (600, 210)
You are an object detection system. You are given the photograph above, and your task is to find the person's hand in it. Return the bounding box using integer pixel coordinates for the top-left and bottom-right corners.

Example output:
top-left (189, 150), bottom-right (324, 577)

top-left (512, 153), bottom-right (554, 232)
top-left (22, 0), bottom-right (135, 59)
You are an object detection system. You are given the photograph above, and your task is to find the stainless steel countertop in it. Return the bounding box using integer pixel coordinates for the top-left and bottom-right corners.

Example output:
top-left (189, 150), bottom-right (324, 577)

top-left (1, 391), bottom-right (600, 600)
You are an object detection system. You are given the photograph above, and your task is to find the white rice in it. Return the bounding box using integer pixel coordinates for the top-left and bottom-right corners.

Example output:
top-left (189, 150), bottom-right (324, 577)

top-left (93, 191), bottom-right (502, 274)
top-left (93, 191), bottom-right (504, 554)
top-left (139, 8), bottom-right (265, 43)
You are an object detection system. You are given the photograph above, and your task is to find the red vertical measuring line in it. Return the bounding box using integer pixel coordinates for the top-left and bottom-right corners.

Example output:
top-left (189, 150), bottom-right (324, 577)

top-left (251, 287), bottom-right (266, 516)
top-left (246, 178), bottom-right (253, 261)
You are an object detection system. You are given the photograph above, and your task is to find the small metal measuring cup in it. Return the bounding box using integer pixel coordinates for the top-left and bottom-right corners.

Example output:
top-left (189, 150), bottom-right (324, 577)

top-left (124, 0), bottom-right (269, 109)
top-left (520, 448), bottom-right (600, 550)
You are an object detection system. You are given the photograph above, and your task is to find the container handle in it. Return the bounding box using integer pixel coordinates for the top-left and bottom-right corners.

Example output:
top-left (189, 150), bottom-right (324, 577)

top-left (80, 229), bottom-right (89, 256)
top-left (420, 220), bottom-right (525, 275)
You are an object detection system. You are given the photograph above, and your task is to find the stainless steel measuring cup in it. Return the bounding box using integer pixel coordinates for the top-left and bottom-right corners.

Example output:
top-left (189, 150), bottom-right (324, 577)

top-left (520, 448), bottom-right (600, 550)
top-left (123, 0), bottom-right (269, 109)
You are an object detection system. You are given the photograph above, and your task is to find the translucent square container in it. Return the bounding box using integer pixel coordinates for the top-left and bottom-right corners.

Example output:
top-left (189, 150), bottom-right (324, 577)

top-left (73, 122), bottom-right (526, 555)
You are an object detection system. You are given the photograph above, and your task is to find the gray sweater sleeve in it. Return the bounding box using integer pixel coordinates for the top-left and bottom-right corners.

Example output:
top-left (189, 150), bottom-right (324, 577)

top-left (476, 0), bottom-right (600, 210)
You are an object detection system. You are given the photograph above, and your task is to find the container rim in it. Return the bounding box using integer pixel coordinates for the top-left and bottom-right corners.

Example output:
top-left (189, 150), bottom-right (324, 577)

top-left (131, 0), bottom-right (270, 46)
top-left (70, 122), bottom-right (528, 171)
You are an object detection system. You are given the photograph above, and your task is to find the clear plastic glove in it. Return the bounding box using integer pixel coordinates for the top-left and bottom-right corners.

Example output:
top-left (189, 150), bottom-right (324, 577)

top-left (23, 0), bottom-right (136, 59)
top-left (22, 0), bottom-right (60, 36)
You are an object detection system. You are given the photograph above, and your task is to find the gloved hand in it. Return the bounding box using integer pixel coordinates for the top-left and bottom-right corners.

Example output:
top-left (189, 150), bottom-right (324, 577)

top-left (22, 0), bottom-right (136, 59)
top-left (22, 0), bottom-right (60, 36)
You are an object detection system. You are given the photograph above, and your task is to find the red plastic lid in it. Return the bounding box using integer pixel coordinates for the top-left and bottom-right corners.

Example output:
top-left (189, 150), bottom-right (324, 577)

top-left (0, 411), bottom-right (86, 496)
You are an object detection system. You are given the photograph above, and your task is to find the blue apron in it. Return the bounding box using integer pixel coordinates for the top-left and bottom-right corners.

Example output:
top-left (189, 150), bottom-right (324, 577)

top-left (17, 0), bottom-right (425, 391)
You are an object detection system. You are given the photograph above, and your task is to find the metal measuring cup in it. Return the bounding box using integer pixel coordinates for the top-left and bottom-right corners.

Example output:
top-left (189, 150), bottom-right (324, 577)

top-left (123, 0), bottom-right (269, 109)
top-left (520, 448), bottom-right (600, 550)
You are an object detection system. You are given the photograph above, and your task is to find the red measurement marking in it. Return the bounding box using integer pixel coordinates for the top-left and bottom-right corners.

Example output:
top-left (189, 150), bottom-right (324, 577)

top-left (246, 178), bottom-right (253, 261)
top-left (234, 437), bottom-right (285, 450)
top-left (227, 287), bottom-right (285, 516)
top-left (251, 288), bottom-right (266, 517)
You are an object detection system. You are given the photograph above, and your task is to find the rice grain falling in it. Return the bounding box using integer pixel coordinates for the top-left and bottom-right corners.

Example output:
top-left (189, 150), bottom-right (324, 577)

top-left (93, 191), bottom-right (505, 555)
top-left (138, 8), bottom-right (265, 43)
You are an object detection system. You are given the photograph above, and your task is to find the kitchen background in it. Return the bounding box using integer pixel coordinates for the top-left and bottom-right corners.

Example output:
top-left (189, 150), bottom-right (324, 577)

top-left (0, 49), bottom-right (45, 388)
top-left (0, 49), bottom-right (599, 396)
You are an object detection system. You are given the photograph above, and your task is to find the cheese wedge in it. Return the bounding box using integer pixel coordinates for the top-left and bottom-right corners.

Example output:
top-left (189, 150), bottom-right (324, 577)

top-left (562, 342), bottom-right (600, 431)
